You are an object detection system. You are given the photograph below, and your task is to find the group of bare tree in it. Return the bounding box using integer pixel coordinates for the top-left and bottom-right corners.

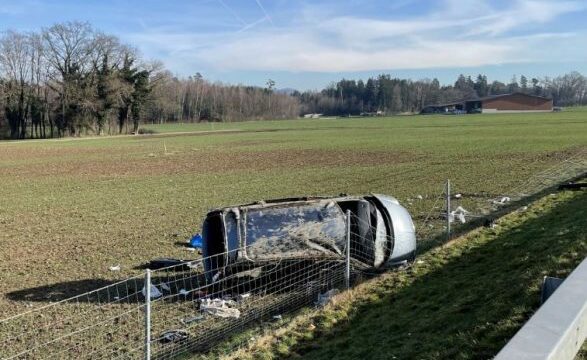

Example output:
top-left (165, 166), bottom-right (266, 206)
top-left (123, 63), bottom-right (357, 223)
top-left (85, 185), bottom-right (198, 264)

top-left (0, 22), bottom-right (298, 140)
top-left (145, 74), bottom-right (298, 124)
top-left (0, 22), bottom-right (165, 139)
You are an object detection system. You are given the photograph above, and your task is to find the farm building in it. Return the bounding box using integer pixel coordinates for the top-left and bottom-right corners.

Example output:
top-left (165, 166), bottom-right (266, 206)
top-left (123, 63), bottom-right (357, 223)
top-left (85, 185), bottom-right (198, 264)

top-left (421, 93), bottom-right (553, 114)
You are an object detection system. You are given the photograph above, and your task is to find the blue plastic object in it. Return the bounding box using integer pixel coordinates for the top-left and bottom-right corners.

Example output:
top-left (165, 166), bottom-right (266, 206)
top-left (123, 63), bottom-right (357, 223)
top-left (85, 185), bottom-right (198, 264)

top-left (189, 233), bottom-right (203, 249)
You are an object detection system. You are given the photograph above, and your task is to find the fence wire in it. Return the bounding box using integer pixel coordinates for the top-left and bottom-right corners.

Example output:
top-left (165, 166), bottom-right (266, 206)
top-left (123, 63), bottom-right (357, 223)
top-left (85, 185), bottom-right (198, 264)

top-left (0, 225), bottom-right (364, 359)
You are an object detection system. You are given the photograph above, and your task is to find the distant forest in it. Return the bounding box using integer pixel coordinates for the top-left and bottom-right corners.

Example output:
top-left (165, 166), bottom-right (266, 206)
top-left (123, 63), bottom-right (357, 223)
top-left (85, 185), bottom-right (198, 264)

top-left (1, 21), bottom-right (587, 139)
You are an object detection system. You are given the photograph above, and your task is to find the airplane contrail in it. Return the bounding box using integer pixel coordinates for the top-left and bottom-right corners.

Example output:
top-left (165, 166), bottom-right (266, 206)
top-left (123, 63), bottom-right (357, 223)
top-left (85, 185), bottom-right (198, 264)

top-left (254, 0), bottom-right (274, 25)
top-left (217, 0), bottom-right (247, 25)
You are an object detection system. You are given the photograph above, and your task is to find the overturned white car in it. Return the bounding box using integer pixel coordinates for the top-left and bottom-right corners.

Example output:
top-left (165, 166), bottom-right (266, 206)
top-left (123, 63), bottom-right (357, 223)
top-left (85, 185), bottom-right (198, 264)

top-left (201, 195), bottom-right (416, 273)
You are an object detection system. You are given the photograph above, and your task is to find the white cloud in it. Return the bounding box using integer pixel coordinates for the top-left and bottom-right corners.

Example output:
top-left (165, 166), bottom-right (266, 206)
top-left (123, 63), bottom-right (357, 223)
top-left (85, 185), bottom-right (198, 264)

top-left (128, 0), bottom-right (586, 73)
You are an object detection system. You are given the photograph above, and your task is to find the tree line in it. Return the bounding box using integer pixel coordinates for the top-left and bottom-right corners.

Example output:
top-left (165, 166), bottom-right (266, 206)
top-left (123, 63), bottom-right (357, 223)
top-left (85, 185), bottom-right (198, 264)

top-left (0, 22), bottom-right (297, 139)
top-left (295, 72), bottom-right (587, 116)
top-left (2, 21), bottom-right (587, 139)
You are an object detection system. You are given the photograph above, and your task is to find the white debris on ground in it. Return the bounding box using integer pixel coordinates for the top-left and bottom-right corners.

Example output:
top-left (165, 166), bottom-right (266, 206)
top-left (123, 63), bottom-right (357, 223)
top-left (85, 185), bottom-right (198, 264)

top-left (449, 206), bottom-right (470, 224)
top-left (108, 265), bottom-right (120, 271)
top-left (455, 193), bottom-right (462, 199)
top-left (492, 196), bottom-right (511, 205)
top-left (316, 289), bottom-right (340, 307)
top-left (416, 195), bottom-right (423, 200)
top-left (200, 298), bottom-right (241, 319)
top-left (141, 285), bottom-right (162, 299)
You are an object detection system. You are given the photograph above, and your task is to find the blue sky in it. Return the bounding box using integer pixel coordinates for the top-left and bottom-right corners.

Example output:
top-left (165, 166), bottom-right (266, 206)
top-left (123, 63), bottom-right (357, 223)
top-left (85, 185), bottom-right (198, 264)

top-left (1, 0), bottom-right (586, 90)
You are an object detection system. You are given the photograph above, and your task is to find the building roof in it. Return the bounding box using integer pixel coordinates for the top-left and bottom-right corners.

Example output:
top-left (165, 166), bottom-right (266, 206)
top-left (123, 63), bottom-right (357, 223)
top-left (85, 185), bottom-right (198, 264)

top-left (424, 92), bottom-right (552, 108)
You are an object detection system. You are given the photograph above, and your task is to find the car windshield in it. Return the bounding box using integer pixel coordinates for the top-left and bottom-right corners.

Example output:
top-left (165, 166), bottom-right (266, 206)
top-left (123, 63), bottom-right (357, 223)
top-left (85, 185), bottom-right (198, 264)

top-left (244, 201), bottom-right (346, 260)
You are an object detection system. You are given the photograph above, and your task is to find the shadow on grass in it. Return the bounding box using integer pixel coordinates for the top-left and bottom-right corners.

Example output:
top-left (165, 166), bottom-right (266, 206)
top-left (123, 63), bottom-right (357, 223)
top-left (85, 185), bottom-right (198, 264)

top-left (294, 191), bottom-right (587, 360)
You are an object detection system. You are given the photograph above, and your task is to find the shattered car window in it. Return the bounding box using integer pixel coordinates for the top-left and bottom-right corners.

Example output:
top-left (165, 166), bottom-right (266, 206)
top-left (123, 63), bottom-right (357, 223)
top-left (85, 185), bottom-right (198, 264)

top-left (244, 201), bottom-right (346, 259)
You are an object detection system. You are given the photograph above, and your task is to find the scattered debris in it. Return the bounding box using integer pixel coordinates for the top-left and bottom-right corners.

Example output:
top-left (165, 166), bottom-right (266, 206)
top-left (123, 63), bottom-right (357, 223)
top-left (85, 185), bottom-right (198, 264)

top-left (449, 206), bottom-right (470, 224)
top-left (212, 271), bottom-right (223, 283)
top-left (189, 233), bottom-right (203, 249)
top-left (316, 289), bottom-right (340, 307)
top-left (272, 315), bottom-right (282, 321)
top-left (184, 247), bottom-right (196, 252)
top-left (492, 196), bottom-right (511, 205)
top-left (159, 282), bottom-right (171, 292)
top-left (200, 298), bottom-right (240, 318)
top-left (186, 261), bottom-right (200, 269)
top-left (454, 193), bottom-right (462, 199)
top-left (180, 315), bottom-right (204, 325)
top-left (142, 285), bottom-right (162, 299)
top-left (159, 330), bottom-right (189, 344)
top-left (108, 265), bottom-right (120, 271)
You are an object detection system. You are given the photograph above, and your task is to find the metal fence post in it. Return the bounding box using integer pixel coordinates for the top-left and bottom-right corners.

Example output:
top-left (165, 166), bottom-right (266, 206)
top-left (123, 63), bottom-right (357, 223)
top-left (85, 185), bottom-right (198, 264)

top-left (446, 179), bottom-right (451, 242)
top-left (145, 269), bottom-right (151, 360)
top-left (345, 209), bottom-right (351, 289)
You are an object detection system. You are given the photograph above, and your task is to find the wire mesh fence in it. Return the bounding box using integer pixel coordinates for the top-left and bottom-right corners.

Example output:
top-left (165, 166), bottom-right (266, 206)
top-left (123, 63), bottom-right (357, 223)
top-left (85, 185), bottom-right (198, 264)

top-left (0, 212), bottom-right (364, 360)
top-left (0, 274), bottom-right (147, 359)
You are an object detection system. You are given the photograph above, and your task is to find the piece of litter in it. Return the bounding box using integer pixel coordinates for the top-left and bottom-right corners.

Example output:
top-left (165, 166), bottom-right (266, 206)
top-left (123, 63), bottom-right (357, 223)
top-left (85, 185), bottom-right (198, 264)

top-left (239, 293), bottom-right (251, 300)
top-left (178, 289), bottom-right (189, 296)
top-left (272, 315), bottom-right (282, 321)
top-left (186, 261), bottom-right (200, 269)
top-left (455, 193), bottom-right (462, 199)
top-left (159, 282), bottom-right (171, 292)
top-left (180, 315), bottom-right (204, 325)
top-left (492, 196), bottom-right (510, 205)
top-left (159, 330), bottom-right (189, 344)
top-left (200, 298), bottom-right (240, 318)
top-left (416, 195), bottom-right (423, 200)
top-left (316, 289), bottom-right (340, 307)
top-left (449, 206), bottom-right (469, 224)
top-left (184, 247), bottom-right (196, 252)
top-left (114, 296), bottom-right (119, 300)
top-left (212, 271), bottom-right (222, 282)
top-left (189, 233), bottom-right (203, 249)
top-left (109, 265), bottom-right (120, 271)
top-left (142, 285), bottom-right (162, 299)
top-left (417, 260), bottom-right (425, 264)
